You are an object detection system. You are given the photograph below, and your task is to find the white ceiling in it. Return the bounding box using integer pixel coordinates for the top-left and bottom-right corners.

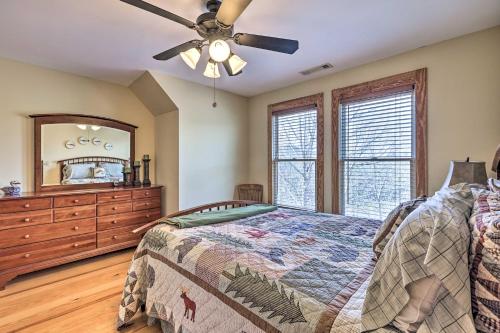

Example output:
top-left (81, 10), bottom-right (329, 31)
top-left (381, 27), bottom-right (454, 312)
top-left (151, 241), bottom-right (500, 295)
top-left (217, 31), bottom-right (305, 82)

top-left (0, 0), bottom-right (499, 97)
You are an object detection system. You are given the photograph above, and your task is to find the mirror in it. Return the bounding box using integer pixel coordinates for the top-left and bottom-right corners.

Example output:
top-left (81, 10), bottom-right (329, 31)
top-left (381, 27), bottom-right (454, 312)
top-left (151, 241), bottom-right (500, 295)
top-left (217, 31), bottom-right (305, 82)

top-left (31, 114), bottom-right (136, 192)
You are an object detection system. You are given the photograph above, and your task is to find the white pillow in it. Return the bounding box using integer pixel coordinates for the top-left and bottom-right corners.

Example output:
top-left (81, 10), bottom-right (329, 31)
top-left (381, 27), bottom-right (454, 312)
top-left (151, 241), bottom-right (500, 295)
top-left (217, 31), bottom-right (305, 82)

top-left (393, 275), bottom-right (442, 332)
top-left (63, 163), bottom-right (95, 180)
top-left (100, 162), bottom-right (123, 178)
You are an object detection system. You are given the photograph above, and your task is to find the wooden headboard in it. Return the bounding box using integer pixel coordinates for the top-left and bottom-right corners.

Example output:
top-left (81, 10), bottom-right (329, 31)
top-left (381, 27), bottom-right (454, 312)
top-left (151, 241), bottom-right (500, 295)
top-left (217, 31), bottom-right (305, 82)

top-left (58, 156), bottom-right (128, 180)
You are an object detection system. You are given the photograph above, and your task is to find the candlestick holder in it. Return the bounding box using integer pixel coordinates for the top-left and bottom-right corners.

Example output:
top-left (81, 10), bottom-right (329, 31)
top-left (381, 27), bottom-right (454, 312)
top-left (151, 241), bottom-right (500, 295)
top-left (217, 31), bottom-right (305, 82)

top-left (122, 166), bottom-right (132, 187)
top-left (132, 161), bottom-right (142, 187)
top-left (142, 155), bottom-right (151, 187)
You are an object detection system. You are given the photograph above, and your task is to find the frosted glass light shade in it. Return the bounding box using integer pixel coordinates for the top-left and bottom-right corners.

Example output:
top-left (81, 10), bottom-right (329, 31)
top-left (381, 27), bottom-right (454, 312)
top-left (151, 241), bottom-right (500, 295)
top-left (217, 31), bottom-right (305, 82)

top-left (228, 53), bottom-right (247, 74)
top-left (91, 125), bottom-right (101, 131)
top-left (203, 60), bottom-right (220, 78)
top-left (76, 124), bottom-right (87, 130)
top-left (209, 39), bottom-right (230, 62)
top-left (180, 47), bottom-right (201, 70)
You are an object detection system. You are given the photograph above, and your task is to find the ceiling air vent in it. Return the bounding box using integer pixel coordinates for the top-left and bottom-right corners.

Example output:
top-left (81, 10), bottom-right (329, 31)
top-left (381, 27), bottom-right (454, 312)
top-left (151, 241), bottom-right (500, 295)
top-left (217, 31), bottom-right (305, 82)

top-left (300, 63), bottom-right (334, 76)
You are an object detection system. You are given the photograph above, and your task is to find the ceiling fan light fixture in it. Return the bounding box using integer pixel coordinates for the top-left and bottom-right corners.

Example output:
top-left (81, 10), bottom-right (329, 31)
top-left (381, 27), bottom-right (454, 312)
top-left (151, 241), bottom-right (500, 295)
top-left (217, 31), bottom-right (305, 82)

top-left (227, 53), bottom-right (247, 75)
top-left (209, 39), bottom-right (231, 62)
top-left (204, 60), bottom-right (221, 79)
top-left (180, 47), bottom-right (202, 69)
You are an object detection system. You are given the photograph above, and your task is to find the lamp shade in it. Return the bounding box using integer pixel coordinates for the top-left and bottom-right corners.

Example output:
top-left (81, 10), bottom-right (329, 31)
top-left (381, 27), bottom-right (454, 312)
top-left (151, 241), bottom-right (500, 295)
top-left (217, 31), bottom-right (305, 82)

top-left (227, 53), bottom-right (247, 75)
top-left (442, 160), bottom-right (488, 188)
top-left (203, 60), bottom-right (220, 78)
top-left (180, 47), bottom-right (201, 70)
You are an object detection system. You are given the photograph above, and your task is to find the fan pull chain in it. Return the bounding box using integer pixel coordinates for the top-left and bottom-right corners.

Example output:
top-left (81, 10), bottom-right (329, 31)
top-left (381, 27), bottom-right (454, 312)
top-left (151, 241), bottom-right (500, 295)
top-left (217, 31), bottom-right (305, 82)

top-left (212, 67), bottom-right (217, 108)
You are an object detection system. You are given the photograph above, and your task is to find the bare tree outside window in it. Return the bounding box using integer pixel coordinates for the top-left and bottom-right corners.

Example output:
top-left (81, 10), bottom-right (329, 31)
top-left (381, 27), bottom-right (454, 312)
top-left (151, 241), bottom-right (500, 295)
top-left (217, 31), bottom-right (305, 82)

top-left (272, 109), bottom-right (317, 210)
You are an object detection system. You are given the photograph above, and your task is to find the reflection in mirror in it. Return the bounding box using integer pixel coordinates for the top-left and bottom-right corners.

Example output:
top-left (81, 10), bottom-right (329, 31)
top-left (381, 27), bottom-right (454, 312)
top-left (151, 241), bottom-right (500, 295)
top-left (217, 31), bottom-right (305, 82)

top-left (41, 124), bottom-right (130, 186)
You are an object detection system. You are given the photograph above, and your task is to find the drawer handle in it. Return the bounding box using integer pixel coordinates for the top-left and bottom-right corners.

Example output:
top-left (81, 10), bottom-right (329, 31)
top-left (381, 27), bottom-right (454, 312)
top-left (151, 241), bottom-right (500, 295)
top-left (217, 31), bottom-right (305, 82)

top-left (112, 207), bottom-right (118, 210)
top-left (24, 253), bottom-right (31, 258)
top-left (146, 214), bottom-right (150, 218)
top-left (74, 212), bottom-right (80, 216)
top-left (112, 220), bottom-right (118, 224)
top-left (24, 234), bottom-right (30, 239)
top-left (73, 226), bottom-right (79, 231)
top-left (73, 243), bottom-right (79, 248)
top-left (113, 195), bottom-right (118, 199)
top-left (112, 235), bottom-right (118, 240)
top-left (145, 192), bottom-right (150, 196)
top-left (24, 203), bottom-right (30, 208)
top-left (24, 218), bottom-right (31, 222)
top-left (74, 199), bottom-right (79, 203)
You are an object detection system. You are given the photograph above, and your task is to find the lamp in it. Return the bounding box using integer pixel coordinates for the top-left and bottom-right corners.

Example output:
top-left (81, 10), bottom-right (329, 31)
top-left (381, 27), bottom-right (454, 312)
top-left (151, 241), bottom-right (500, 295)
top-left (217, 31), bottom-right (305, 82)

top-left (442, 158), bottom-right (488, 188)
top-left (91, 125), bottom-right (101, 131)
top-left (492, 144), bottom-right (500, 177)
top-left (209, 39), bottom-right (230, 62)
top-left (204, 60), bottom-right (220, 79)
top-left (180, 47), bottom-right (202, 70)
top-left (224, 53), bottom-right (247, 75)
top-left (76, 124), bottom-right (87, 130)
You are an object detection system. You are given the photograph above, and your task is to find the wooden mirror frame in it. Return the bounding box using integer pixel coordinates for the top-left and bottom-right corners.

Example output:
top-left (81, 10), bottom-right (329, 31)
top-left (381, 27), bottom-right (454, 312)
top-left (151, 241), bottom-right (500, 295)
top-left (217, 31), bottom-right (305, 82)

top-left (30, 114), bottom-right (137, 192)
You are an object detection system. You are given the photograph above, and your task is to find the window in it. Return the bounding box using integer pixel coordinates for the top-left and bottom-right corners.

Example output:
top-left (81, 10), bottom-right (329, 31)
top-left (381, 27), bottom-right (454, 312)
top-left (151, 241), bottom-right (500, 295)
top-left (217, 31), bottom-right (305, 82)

top-left (268, 94), bottom-right (324, 211)
top-left (332, 69), bottom-right (427, 219)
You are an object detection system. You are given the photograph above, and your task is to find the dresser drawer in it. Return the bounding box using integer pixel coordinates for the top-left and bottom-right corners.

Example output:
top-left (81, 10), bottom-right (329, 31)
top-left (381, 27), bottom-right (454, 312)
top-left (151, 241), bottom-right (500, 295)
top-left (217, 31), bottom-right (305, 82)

top-left (0, 198), bottom-right (52, 214)
top-left (133, 198), bottom-right (161, 211)
top-left (0, 218), bottom-right (96, 249)
top-left (0, 234), bottom-right (96, 270)
top-left (54, 194), bottom-right (96, 208)
top-left (97, 208), bottom-right (161, 231)
top-left (54, 205), bottom-right (96, 222)
top-left (97, 191), bottom-right (132, 204)
top-left (132, 188), bottom-right (161, 199)
top-left (97, 224), bottom-right (144, 248)
top-left (0, 209), bottom-right (53, 231)
top-left (97, 202), bottom-right (132, 217)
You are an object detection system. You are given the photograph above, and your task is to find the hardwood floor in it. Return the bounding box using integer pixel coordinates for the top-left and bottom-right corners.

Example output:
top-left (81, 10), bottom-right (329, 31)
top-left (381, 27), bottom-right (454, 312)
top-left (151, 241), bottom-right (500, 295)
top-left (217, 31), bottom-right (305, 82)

top-left (0, 248), bottom-right (161, 333)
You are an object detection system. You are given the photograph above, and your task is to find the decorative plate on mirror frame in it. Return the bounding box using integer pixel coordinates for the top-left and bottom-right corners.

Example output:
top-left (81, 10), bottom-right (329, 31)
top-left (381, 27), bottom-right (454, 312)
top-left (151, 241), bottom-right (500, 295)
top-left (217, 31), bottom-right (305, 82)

top-left (65, 140), bottom-right (76, 149)
top-left (92, 137), bottom-right (102, 145)
top-left (78, 136), bottom-right (90, 145)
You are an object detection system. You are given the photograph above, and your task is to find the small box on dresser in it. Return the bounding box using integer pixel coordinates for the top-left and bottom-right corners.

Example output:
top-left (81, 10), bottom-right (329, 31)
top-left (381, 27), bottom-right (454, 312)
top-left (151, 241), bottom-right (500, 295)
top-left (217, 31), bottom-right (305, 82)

top-left (0, 185), bottom-right (163, 290)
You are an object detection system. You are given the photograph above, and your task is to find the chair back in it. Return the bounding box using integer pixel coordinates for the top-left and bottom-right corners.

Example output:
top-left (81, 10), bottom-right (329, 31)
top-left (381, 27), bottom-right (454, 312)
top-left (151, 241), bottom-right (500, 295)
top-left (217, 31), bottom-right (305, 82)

top-left (236, 184), bottom-right (263, 203)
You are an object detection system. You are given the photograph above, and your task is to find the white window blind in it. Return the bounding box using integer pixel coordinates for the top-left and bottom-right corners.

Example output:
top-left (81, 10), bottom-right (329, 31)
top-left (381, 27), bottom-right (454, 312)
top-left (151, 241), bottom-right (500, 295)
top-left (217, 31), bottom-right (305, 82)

top-left (272, 108), bottom-right (317, 210)
top-left (339, 90), bottom-right (415, 220)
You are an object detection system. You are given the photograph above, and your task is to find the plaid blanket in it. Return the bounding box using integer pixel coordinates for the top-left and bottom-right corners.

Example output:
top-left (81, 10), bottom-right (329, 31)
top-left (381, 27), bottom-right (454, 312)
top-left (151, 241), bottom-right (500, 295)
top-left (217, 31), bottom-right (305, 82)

top-left (361, 184), bottom-right (476, 333)
top-left (117, 208), bottom-right (381, 333)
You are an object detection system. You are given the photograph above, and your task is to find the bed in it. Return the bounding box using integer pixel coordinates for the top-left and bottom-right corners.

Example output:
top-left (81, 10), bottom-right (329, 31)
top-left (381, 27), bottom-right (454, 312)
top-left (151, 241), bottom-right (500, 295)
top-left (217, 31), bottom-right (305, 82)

top-left (57, 156), bottom-right (127, 185)
top-left (117, 201), bottom-right (384, 333)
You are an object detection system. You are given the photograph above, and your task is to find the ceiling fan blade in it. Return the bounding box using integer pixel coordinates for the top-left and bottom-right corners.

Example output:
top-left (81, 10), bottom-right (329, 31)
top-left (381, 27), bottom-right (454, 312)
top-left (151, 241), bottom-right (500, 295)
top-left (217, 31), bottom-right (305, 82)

top-left (153, 40), bottom-right (201, 61)
top-left (222, 60), bottom-right (242, 76)
top-left (234, 33), bottom-right (299, 54)
top-left (216, 0), bottom-right (252, 27)
top-left (120, 0), bottom-right (196, 29)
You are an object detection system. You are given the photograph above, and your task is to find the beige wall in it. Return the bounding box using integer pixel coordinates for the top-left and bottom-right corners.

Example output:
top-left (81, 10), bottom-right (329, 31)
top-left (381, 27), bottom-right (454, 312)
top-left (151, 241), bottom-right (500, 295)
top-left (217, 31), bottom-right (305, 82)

top-left (248, 26), bottom-right (500, 213)
top-left (0, 57), bottom-right (156, 191)
top-left (155, 110), bottom-right (179, 214)
top-left (151, 72), bottom-right (249, 210)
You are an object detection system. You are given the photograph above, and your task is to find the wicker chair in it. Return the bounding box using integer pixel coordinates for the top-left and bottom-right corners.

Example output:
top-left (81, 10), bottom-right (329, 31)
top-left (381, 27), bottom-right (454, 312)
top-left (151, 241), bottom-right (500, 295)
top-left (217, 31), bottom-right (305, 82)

top-left (236, 184), bottom-right (264, 203)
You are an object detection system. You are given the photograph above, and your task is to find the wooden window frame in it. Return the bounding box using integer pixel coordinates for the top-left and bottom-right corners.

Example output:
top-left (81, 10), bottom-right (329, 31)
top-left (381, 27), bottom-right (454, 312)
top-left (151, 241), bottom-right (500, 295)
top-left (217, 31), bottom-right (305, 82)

top-left (267, 93), bottom-right (324, 211)
top-left (331, 68), bottom-right (428, 214)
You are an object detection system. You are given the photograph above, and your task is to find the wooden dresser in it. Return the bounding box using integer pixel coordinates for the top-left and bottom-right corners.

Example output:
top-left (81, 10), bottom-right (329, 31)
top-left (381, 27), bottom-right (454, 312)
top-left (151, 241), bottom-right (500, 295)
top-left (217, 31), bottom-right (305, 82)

top-left (0, 186), bottom-right (162, 289)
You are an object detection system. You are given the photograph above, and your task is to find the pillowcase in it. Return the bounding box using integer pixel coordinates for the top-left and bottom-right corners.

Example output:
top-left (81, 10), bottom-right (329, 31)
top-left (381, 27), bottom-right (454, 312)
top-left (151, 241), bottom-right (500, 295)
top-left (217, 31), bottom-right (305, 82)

top-left (92, 167), bottom-right (106, 178)
top-left (392, 275), bottom-right (442, 333)
top-left (469, 190), bottom-right (500, 333)
top-left (372, 196), bottom-right (427, 259)
top-left (62, 163), bottom-right (95, 180)
top-left (100, 162), bottom-right (123, 178)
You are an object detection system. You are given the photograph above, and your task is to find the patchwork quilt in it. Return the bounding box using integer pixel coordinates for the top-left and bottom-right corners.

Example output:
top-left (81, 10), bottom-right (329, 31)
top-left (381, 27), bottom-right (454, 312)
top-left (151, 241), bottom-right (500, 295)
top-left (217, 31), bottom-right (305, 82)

top-left (117, 208), bottom-right (382, 333)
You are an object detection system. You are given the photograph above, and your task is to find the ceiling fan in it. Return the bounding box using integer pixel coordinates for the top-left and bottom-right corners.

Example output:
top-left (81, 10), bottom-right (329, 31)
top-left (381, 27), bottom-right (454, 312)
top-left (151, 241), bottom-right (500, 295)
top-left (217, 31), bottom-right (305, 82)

top-left (120, 0), bottom-right (299, 78)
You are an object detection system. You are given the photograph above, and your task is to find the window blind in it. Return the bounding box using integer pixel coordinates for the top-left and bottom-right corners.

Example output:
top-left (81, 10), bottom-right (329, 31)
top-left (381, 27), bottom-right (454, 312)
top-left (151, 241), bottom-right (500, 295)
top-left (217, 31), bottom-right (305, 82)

top-left (339, 90), bottom-right (415, 220)
top-left (272, 108), bottom-right (317, 210)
